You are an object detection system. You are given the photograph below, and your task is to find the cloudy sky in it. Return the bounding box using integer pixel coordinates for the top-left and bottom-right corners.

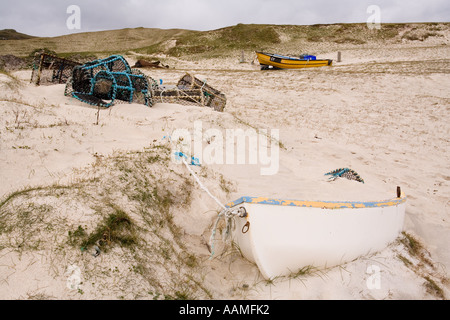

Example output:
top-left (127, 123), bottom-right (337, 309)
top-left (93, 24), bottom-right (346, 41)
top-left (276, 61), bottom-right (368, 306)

top-left (1, 0), bottom-right (449, 37)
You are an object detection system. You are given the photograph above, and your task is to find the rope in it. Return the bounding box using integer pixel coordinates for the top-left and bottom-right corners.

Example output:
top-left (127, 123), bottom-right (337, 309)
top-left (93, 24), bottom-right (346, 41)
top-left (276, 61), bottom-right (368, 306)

top-left (180, 155), bottom-right (225, 210)
top-left (163, 136), bottom-right (244, 259)
top-left (176, 149), bottom-right (244, 259)
top-left (208, 205), bottom-right (249, 259)
top-left (200, 79), bottom-right (207, 92)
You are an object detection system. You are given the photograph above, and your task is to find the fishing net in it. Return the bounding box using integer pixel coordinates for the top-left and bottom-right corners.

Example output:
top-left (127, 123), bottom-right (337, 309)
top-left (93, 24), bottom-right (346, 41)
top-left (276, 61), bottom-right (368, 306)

top-left (325, 168), bottom-right (365, 184)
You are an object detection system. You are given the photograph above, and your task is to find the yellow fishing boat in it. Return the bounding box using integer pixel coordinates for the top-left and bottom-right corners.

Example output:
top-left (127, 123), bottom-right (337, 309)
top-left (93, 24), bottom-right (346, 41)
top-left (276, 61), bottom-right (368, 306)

top-left (256, 51), bottom-right (332, 70)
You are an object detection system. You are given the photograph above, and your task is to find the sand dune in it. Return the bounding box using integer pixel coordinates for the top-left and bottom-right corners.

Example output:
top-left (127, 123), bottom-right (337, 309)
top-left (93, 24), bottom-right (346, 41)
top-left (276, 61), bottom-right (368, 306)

top-left (0, 35), bottom-right (449, 300)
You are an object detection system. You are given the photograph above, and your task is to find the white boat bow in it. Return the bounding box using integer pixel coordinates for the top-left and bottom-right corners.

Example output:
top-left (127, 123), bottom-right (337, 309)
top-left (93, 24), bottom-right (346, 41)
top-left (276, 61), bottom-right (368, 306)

top-left (226, 192), bottom-right (407, 279)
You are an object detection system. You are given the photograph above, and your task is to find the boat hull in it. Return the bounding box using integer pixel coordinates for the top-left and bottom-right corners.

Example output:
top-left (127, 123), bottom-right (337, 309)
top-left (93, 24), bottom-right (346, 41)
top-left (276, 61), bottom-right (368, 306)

top-left (228, 195), bottom-right (406, 279)
top-left (256, 51), bottom-right (332, 69)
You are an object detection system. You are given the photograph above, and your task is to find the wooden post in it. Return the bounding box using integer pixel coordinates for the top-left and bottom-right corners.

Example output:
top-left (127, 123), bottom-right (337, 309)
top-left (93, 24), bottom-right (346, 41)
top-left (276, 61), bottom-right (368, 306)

top-left (337, 51), bottom-right (342, 63)
top-left (240, 50), bottom-right (245, 63)
top-left (397, 186), bottom-right (401, 198)
top-left (96, 103), bottom-right (100, 125)
top-left (36, 53), bottom-right (45, 86)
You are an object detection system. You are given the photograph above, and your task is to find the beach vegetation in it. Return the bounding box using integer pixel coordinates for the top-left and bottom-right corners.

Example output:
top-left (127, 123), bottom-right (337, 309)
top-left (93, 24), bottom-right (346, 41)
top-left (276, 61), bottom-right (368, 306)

top-left (398, 232), bottom-right (447, 299)
top-left (0, 144), bottom-right (214, 299)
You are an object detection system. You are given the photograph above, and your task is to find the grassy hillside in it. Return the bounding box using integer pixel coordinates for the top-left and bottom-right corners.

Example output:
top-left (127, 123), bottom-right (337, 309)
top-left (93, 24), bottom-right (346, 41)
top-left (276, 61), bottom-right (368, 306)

top-left (0, 23), bottom-right (448, 59)
top-left (136, 24), bottom-right (282, 57)
top-left (0, 27), bottom-right (197, 57)
top-left (0, 29), bottom-right (36, 40)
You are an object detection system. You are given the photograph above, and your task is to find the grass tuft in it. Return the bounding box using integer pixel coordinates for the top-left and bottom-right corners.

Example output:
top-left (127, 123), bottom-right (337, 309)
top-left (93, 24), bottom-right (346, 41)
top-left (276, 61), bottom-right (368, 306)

top-left (397, 232), bottom-right (447, 299)
top-left (76, 205), bottom-right (138, 252)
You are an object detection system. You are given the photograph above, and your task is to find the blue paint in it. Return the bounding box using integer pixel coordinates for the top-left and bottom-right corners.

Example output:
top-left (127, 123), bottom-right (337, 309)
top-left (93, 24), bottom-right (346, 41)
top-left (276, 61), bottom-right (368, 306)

top-left (226, 196), bottom-right (406, 210)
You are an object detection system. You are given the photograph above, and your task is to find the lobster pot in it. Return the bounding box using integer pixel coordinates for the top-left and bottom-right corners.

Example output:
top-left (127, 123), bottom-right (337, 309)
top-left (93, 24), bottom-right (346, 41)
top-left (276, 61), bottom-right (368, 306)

top-left (69, 55), bottom-right (132, 94)
top-left (152, 88), bottom-right (204, 106)
top-left (67, 56), bottom-right (132, 95)
top-left (31, 53), bottom-right (80, 86)
top-left (177, 73), bottom-right (226, 112)
top-left (66, 55), bottom-right (152, 108)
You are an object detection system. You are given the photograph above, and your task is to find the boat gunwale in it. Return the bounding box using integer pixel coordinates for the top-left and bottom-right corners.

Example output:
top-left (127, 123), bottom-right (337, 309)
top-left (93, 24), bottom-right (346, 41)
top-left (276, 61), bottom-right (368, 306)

top-left (226, 194), bottom-right (407, 210)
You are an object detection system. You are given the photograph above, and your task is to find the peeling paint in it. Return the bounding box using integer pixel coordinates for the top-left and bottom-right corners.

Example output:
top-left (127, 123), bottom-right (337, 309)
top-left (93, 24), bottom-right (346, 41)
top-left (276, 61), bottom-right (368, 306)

top-left (226, 194), bottom-right (407, 210)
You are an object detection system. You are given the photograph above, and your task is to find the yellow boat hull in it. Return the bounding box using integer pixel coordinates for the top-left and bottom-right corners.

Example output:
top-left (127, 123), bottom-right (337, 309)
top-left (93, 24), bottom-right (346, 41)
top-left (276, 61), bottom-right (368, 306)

top-left (256, 51), bottom-right (332, 69)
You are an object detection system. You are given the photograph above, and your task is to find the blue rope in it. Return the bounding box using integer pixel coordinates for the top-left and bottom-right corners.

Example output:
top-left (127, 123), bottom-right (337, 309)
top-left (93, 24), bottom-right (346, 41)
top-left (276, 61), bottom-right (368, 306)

top-left (174, 152), bottom-right (201, 167)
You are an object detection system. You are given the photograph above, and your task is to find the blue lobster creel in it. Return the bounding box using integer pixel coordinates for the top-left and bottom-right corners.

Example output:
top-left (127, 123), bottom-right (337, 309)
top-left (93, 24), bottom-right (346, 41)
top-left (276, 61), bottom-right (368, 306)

top-left (69, 55), bottom-right (151, 108)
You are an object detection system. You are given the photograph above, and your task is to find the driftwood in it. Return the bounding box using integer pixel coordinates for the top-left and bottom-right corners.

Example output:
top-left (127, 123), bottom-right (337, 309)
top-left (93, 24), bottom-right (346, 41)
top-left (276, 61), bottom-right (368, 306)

top-left (133, 59), bottom-right (169, 69)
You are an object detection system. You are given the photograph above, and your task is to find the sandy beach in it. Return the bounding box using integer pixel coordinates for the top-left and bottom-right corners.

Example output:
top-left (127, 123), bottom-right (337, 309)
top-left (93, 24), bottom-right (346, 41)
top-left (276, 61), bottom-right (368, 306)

top-left (0, 30), bottom-right (449, 300)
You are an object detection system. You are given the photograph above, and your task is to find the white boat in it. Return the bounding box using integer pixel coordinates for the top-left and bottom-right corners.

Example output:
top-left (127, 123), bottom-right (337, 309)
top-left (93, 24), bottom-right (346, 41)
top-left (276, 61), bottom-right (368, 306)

top-left (226, 191), bottom-right (407, 279)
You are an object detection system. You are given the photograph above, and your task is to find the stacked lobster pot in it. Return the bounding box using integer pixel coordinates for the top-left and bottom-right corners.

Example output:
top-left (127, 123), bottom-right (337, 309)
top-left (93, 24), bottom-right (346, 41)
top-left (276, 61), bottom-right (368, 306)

top-left (63, 55), bottom-right (226, 111)
top-left (64, 55), bottom-right (153, 108)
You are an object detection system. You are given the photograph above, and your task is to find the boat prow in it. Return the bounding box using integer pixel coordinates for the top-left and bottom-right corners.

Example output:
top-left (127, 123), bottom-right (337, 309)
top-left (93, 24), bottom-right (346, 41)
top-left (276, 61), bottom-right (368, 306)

top-left (227, 192), bottom-right (407, 279)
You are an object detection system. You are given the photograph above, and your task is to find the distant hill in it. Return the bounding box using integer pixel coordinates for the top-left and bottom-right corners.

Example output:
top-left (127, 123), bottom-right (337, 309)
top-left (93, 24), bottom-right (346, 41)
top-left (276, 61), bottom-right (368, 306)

top-left (0, 23), bottom-right (448, 58)
top-left (0, 29), bottom-right (36, 40)
top-left (152, 22), bottom-right (449, 58)
top-left (0, 27), bottom-right (197, 57)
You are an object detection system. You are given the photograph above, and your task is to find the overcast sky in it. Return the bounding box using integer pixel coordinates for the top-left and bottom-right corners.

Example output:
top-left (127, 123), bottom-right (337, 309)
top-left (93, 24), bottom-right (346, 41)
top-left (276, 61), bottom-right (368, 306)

top-left (1, 0), bottom-right (449, 37)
